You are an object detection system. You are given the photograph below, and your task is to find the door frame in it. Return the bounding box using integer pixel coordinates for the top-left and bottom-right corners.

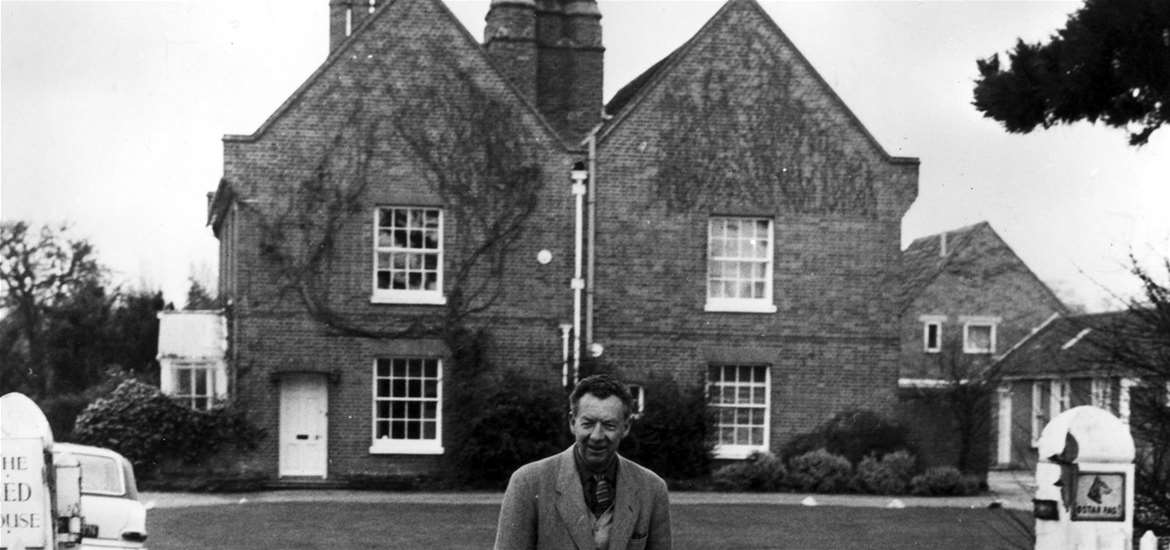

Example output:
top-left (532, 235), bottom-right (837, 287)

top-left (996, 386), bottom-right (1012, 466)
top-left (278, 373), bottom-right (329, 478)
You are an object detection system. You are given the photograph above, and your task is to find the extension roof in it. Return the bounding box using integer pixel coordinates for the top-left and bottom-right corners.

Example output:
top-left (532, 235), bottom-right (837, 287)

top-left (898, 221), bottom-right (1066, 314)
top-left (994, 311), bottom-right (1162, 379)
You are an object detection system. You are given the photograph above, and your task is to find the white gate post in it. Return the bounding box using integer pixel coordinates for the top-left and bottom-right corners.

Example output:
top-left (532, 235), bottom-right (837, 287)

top-left (1032, 406), bottom-right (1135, 550)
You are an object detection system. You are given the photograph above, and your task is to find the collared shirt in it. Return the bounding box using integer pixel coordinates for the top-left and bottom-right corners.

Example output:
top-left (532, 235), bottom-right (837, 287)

top-left (573, 445), bottom-right (618, 517)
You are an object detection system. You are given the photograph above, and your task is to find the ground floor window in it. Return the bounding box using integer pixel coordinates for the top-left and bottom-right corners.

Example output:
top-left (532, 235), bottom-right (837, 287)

top-left (1032, 378), bottom-right (1071, 445)
top-left (627, 384), bottom-right (645, 418)
top-left (160, 360), bottom-right (226, 410)
top-left (370, 357), bottom-right (444, 454)
top-left (708, 364), bottom-right (769, 459)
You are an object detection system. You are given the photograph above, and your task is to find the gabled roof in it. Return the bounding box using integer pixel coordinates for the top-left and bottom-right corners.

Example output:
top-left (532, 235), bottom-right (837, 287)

top-left (597, 0), bottom-right (917, 166)
top-left (221, 0), bottom-right (568, 150)
top-left (995, 311), bottom-right (1156, 379)
top-left (898, 221), bottom-right (1067, 314)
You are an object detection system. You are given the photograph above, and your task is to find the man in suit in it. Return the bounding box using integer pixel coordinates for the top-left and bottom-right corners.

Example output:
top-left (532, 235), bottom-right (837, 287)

top-left (494, 374), bottom-right (671, 550)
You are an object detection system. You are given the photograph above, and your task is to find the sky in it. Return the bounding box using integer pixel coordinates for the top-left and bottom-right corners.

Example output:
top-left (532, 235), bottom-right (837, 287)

top-left (2, 0), bottom-right (1168, 311)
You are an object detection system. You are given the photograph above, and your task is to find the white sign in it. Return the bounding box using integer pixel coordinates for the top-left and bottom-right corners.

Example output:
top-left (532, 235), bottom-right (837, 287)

top-left (1, 437), bottom-right (46, 548)
top-left (1072, 472), bottom-right (1127, 521)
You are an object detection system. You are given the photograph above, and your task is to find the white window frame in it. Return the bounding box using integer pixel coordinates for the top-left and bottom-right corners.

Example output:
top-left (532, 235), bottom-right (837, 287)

top-left (961, 317), bottom-right (999, 354)
top-left (1031, 381), bottom-right (1044, 446)
top-left (920, 315), bottom-right (945, 353)
top-left (371, 207), bottom-right (446, 305)
top-left (1090, 377), bottom-right (1114, 411)
top-left (704, 217), bottom-right (777, 313)
top-left (628, 384), bottom-right (645, 419)
top-left (1050, 378), bottom-right (1070, 416)
top-left (370, 358), bottom-right (444, 455)
top-left (708, 364), bottom-right (770, 459)
top-left (160, 359), bottom-right (227, 410)
top-left (1119, 377), bottom-right (1138, 424)
top-left (1031, 379), bottom-right (1069, 446)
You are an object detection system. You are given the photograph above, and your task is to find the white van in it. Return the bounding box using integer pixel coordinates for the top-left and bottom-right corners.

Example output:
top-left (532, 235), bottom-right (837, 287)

top-left (53, 443), bottom-right (148, 549)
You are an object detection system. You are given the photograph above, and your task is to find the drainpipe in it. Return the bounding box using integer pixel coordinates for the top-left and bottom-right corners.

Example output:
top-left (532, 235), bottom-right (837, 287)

top-left (570, 162), bottom-right (589, 384)
top-left (584, 125), bottom-right (601, 351)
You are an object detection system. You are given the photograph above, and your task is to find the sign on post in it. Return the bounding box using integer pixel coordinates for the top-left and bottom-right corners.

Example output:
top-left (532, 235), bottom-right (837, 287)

top-left (1072, 472), bottom-right (1126, 522)
top-left (1, 437), bottom-right (47, 548)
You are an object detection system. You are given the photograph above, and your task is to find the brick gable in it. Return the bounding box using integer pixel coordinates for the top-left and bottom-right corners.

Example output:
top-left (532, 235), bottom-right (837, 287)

top-left (213, 0), bottom-right (582, 477)
top-left (588, 0), bottom-right (918, 453)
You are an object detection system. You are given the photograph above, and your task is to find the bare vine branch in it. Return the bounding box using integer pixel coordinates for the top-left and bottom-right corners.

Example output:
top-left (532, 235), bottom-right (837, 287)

top-left (235, 44), bottom-right (544, 342)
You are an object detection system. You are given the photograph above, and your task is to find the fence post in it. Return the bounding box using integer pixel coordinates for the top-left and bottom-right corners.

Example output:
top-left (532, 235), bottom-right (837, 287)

top-left (1138, 530), bottom-right (1156, 550)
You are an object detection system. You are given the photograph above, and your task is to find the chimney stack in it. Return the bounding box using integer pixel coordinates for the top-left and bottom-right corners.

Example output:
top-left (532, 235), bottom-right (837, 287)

top-left (485, 0), bottom-right (539, 101)
top-left (486, 0), bottom-right (603, 143)
top-left (939, 232), bottom-right (948, 257)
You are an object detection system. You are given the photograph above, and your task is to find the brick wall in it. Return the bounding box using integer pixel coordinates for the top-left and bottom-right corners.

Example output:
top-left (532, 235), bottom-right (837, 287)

top-left (590, 0), bottom-right (916, 452)
top-left (216, 0), bottom-right (920, 478)
top-left (899, 226), bottom-right (1065, 380)
top-left (219, 0), bottom-right (580, 478)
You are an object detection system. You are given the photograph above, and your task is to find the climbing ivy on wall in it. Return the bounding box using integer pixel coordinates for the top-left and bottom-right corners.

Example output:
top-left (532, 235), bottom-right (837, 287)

top-left (224, 42), bottom-right (550, 479)
top-left (654, 41), bottom-right (878, 218)
top-left (238, 46), bottom-right (545, 341)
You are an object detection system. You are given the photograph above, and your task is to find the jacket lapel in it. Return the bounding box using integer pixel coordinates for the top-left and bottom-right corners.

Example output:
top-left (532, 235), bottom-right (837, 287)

top-left (608, 455), bottom-right (642, 548)
top-left (554, 447), bottom-right (595, 550)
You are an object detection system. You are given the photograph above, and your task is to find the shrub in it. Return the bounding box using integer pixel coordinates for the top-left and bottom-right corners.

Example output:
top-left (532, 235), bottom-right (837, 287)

top-left (909, 466), bottom-right (982, 496)
top-left (1136, 493), bottom-right (1170, 534)
top-left (619, 373), bottom-right (714, 480)
top-left (853, 450), bottom-right (917, 494)
top-left (448, 371), bottom-right (565, 485)
top-left (781, 409), bottom-right (913, 465)
top-left (712, 451), bottom-right (786, 491)
top-left (39, 392), bottom-right (92, 440)
top-left (73, 379), bottom-right (262, 474)
top-left (786, 449), bottom-right (853, 493)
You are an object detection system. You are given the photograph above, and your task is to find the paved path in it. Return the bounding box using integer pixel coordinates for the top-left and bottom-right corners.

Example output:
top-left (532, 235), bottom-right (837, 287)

top-left (141, 470), bottom-right (1036, 512)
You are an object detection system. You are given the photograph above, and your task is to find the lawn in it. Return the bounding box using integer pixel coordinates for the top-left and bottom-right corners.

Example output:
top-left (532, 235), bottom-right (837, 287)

top-left (147, 501), bottom-right (1033, 549)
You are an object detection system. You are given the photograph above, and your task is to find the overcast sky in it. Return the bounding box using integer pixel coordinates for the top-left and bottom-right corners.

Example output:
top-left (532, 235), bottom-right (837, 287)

top-left (2, 0), bottom-right (1168, 311)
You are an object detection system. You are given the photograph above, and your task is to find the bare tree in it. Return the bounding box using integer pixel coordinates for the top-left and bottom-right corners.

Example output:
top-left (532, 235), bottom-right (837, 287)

top-left (1083, 259), bottom-right (1170, 528)
top-left (0, 221), bottom-right (103, 397)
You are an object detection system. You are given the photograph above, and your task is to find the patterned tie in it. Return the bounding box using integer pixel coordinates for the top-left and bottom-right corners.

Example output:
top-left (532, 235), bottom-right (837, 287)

top-left (594, 475), bottom-right (613, 513)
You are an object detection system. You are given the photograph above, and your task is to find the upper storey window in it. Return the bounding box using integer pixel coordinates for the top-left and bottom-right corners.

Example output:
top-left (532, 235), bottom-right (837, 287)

top-left (705, 217), bottom-right (776, 313)
top-left (963, 319), bottom-right (997, 354)
top-left (372, 207), bottom-right (445, 305)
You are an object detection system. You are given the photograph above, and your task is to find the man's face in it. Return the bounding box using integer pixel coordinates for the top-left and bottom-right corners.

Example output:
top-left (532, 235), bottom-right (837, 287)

top-left (570, 393), bottom-right (631, 470)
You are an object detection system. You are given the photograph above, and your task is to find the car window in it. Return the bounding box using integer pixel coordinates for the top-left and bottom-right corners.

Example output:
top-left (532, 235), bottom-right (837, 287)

top-left (75, 454), bottom-right (125, 496)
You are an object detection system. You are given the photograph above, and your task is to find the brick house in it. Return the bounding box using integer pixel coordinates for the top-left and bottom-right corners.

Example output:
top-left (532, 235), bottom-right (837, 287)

top-left (994, 311), bottom-right (1170, 469)
top-left (893, 221), bottom-right (1067, 471)
top-left (203, 0), bottom-right (918, 481)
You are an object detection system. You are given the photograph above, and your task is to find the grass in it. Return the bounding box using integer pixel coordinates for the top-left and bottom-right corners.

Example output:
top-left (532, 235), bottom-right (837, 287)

top-left (147, 501), bottom-right (1033, 549)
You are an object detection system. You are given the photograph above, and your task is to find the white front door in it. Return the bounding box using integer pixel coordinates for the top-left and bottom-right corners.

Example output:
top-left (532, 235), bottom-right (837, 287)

top-left (997, 387), bottom-right (1012, 466)
top-left (279, 374), bottom-right (328, 478)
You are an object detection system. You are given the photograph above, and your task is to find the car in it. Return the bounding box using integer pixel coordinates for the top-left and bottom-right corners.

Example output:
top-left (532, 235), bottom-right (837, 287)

top-left (52, 442), bottom-right (148, 549)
